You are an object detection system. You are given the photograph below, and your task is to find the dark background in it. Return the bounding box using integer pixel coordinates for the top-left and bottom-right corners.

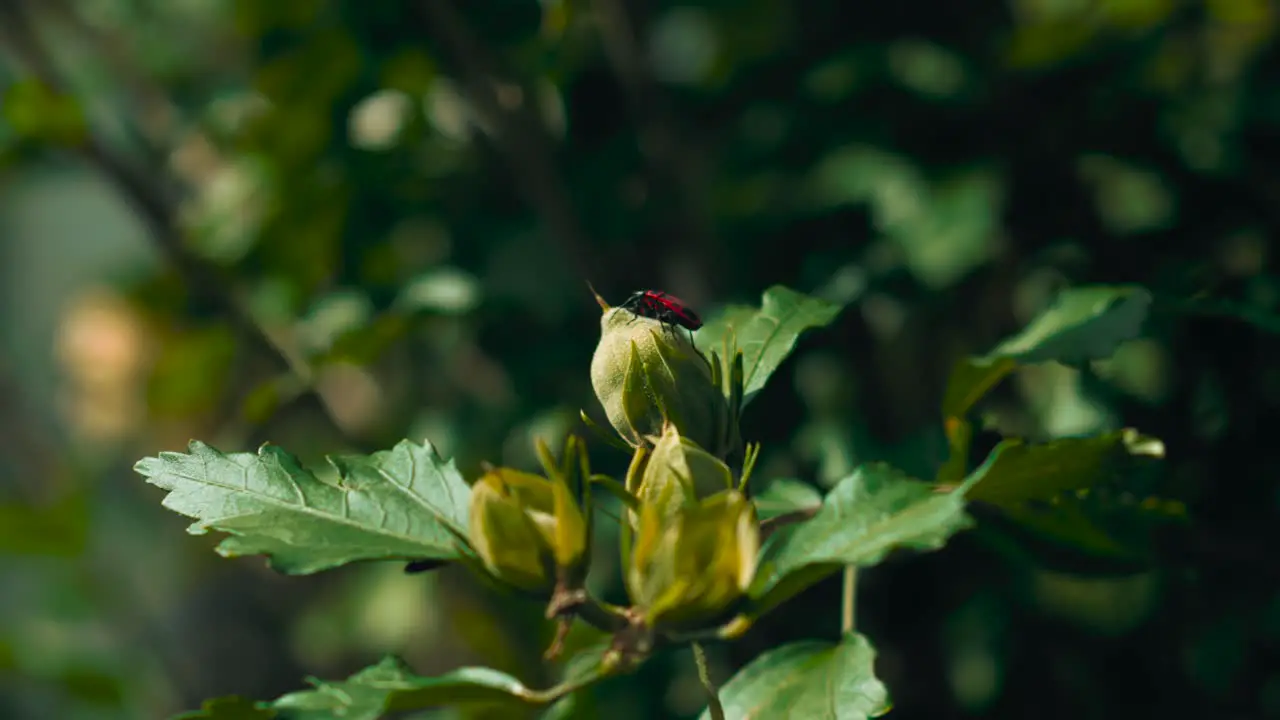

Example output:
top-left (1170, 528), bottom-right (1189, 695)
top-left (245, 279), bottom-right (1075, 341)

top-left (2, 0), bottom-right (1279, 718)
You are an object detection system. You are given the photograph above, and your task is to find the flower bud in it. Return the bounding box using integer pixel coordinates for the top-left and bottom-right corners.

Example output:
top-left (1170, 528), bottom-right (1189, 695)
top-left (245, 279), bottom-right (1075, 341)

top-left (634, 424), bottom-right (734, 520)
top-left (626, 486), bottom-right (759, 630)
top-left (467, 467), bottom-right (588, 594)
top-left (590, 307), bottom-right (736, 457)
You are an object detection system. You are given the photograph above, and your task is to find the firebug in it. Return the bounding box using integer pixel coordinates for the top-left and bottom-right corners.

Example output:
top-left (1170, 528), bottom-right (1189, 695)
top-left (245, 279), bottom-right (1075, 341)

top-left (619, 289), bottom-right (703, 342)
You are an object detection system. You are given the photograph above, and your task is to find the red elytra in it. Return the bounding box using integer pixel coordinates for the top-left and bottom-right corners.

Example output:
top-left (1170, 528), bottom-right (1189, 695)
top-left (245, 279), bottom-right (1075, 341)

top-left (619, 289), bottom-right (704, 331)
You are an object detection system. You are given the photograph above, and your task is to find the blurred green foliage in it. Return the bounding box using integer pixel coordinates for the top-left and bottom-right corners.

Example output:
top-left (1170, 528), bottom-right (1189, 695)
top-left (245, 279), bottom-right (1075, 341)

top-left (2, 0), bottom-right (1280, 717)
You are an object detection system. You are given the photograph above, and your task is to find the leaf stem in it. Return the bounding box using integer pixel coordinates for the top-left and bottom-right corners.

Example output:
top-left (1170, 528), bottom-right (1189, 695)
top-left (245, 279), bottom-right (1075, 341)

top-left (525, 661), bottom-right (615, 705)
top-left (579, 411), bottom-right (634, 451)
top-left (657, 614), bottom-right (753, 646)
top-left (692, 642), bottom-right (725, 720)
top-left (574, 593), bottom-right (630, 633)
top-left (590, 474), bottom-right (640, 511)
top-left (841, 566), bottom-right (857, 634)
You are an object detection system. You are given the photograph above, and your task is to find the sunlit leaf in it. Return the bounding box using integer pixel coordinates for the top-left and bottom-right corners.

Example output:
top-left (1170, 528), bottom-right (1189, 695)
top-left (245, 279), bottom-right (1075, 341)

top-left (938, 285), bottom-right (1154, 486)
top-left (395, 267), bottom-right (482, 314)
top-left (134, 439), bottom-right (472, 574)
top-left (748, 464), bottom-right (981, 616)
top-left (703, 633), bottom-right (890, 720)
top-left (696, 286), bottom-right (843, 406)
top-left (980, 285), bottom-right (1152, 366)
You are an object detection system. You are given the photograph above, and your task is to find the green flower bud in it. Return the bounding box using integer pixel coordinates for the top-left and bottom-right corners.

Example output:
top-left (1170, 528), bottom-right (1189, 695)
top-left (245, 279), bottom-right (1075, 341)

top-left (635, 424), bottom-right (735, 519)
top-left (590, 306), bottom-right (736, 458)
top-left (626, 486), bottom-right (759, 631)
top-left (468, 467), bottom-right (588, 594)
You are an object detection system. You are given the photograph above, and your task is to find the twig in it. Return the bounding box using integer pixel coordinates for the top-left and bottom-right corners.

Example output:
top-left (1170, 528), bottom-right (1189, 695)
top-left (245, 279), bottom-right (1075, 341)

top-left (693, 642), bottom-right (726, 720)
top-left (549, 588), bottom-right (630, 633)
top-left (413, 0), bottom-right (598, 283)
top-left (841, 566), bottom-right (857, 634)
top-left (657, 614), bottom-right (753, 647)
top-left (0, 0), bottom-right (365, 450)
top-left (523, 657), bottom-right (618, 706)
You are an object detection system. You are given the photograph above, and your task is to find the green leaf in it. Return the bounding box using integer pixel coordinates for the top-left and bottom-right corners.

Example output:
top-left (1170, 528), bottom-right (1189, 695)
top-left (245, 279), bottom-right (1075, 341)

top-left (134, 439), bottom-right (472, 574)
top-left (992, 489), bottom-right (1186, 570)
top-left (394, 266), bottom-right (482, 314)
top-left (979, 284), bottom-right (1152, 366)
top-left (751, 478), bottom-right (823, 522)
top-left (997, 495), bottom-right (1140, 560)
top-left (273, 657), bottom-right (531, 719)
top-left (748, 464), bottom-right (979, 616)
top-left (696, 286), bottom-right (843, 406)
top-left (966, 430), bottom-right (1165, 508)
top-left (188, 654), bottom-right (612, 720)
top-left (940, 356), bottom-right (1017, 420)
top-left (937, 285), bottom-right (1153, 481)
top-left (970, 428), bottom-right (1184, 574)
top-left (702, 633), bottom-right (890, 720)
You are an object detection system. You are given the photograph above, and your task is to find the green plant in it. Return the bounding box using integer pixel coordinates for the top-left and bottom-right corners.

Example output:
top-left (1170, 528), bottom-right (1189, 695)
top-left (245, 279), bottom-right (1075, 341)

top-left (135, 283), bottom-right (1178, 719)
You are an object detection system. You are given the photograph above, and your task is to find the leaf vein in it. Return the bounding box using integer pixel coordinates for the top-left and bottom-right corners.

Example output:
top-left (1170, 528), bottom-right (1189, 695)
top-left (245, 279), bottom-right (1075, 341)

top-left (161, 469), bottom-right (435, 548)
top-left (373, 464), bottom-right (446, 523)
top-left (742, 308), bottom-right (795, 391)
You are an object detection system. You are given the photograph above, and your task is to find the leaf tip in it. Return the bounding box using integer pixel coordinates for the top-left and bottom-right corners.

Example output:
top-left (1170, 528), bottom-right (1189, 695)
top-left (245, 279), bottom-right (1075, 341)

top-left (133, 455), bottom-right (159, 476)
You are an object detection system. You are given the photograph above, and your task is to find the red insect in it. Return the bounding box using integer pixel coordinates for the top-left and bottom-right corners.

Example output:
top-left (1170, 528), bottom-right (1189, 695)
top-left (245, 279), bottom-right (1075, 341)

top-left (619, 289), bottom-right (703, 340)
